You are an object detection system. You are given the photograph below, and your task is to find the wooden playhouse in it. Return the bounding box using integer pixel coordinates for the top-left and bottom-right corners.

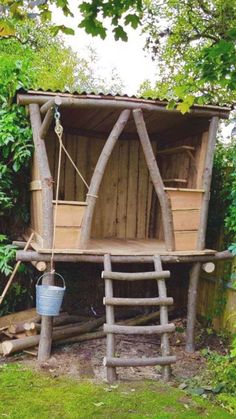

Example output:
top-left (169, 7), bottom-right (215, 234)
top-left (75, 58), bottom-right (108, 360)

top-left (15, 90), bottom-right (231, 380)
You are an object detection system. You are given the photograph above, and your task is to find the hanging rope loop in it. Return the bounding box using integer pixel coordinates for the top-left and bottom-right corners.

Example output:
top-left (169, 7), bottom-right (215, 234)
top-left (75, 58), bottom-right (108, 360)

top-left (50, 105), bottom-right (90, 272)
top-left (54, 106), bottom-right (63, 139)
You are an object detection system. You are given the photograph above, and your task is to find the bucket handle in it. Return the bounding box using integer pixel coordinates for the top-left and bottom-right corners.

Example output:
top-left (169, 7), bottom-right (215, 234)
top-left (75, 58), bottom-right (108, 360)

top-left (36, 272), bottom-right (65, 289)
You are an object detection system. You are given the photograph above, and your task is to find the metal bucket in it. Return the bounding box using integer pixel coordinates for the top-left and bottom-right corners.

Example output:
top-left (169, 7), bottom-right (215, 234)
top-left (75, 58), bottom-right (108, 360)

top-left (36, 272), bottom-right (66, 316)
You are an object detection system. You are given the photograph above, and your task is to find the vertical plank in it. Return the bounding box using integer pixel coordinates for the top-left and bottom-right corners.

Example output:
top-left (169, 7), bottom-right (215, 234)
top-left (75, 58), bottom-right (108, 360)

top-left (101, 142), bottom-right (119, 238)
top-left (116, 140), bottom-right (129, 238)
top-left (146, 141), bottom-right (157, 237)
top-left (137, 144), bottom-right (149, 238)
top-left (90, 139), bottom-right (106, 237)
top-left (64, 134), bottom-right (77, 201)
top-left (126, 140), bottom-right (139, 239)
top-left (196, 131), bottom-right (209, 189)
top-left (58, 133), bottom-right (66, 201)
top-left (75, 136), bottom-right (88, 202)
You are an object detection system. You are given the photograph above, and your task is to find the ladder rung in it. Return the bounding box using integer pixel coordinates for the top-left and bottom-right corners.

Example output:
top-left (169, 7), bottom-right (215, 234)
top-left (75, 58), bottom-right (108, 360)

top-left (104, 323), bottom-right (175, 335)
top-left (102, 271), bottom-right (170, 281)
top-left (104, 355), bottom-right (176, 367)
top-left (103, 297), bottom-right (173, 306)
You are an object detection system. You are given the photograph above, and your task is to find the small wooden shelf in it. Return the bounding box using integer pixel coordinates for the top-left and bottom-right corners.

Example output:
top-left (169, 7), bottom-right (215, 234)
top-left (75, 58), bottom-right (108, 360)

top-left (163, 179), bottom-right (187, 183)
top-left (158, 145), bottom-right (195, 155)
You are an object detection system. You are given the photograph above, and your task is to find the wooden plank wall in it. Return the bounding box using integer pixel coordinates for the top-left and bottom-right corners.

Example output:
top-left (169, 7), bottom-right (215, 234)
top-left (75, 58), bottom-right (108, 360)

top-left (45, 133), bottom-right (156, 240)
top-left (157, 133), bottom-right (205, 189)
top-left (30, 152), bottom-right (43, 238)
top-left (37, 129), bottom-right (209, 242)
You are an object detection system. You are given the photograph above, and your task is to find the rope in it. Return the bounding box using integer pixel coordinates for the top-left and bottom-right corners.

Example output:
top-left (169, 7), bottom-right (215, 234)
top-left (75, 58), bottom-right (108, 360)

top-left (50, 107), bottom-right (91, 271)
top-left (55, 129), bottom-right (89, 190)
top-left (50, 109), bottom-right (63, 272)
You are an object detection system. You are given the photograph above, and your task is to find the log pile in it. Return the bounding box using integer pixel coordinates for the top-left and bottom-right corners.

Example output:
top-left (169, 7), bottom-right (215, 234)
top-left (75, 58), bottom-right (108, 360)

top-left (0, 308), bottom-right (172, 357)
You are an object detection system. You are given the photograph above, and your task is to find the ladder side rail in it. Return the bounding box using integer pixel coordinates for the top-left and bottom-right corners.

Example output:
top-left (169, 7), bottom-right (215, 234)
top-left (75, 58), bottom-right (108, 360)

top-left (103, 253), bottom-right (117, 383)
top-left (154, 255), bottom-right (172, 381)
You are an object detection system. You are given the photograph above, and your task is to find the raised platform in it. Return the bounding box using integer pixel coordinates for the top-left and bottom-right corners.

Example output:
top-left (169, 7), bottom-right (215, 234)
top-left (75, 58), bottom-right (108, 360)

top-left (30, 238), bottom-right (216, 256)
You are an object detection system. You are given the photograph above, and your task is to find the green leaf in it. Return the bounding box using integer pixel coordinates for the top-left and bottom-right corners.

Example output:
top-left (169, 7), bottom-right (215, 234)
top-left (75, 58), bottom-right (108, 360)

top-left (0, 19), bottom-right (15, 37)
top-left (189, 387), bottom-right (204, 396)
top-left (124, 14), bottom-right (140, 29)
top-left (166, 100), bottom-right (176, 110)
top-left (212, 384), bottom-right (225, 394)
top-left (113, 26), bottom-right (128, 41)
top-left (176, 101), bottom-right (190, 114)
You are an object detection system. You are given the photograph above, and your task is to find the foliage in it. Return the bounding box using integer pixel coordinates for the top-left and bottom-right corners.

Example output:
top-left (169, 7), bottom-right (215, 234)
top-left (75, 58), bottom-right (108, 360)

top-left (0, 363), bottom-right (232, 418)
top-left (207, 137), bottom-right (236, 249)
top-left (0, 0), bottom-right (143, 41)
top-left (0, 235), bottom-right (17, 276)
top-left (1, 1), bottom-right (235, 109)
top-left (201, 344), bottom-right (236, 414)
top-left (140, 0), bottom-right (236, 107)
top-left (0, 235), bottom-right (27, 316)
top-left (0, 282), bottom-right (27, 316)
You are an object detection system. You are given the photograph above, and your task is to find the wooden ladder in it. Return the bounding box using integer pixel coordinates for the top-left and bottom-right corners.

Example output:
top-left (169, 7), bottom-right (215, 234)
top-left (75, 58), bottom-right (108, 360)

top-left (102, 254), bottom-right (176, 383)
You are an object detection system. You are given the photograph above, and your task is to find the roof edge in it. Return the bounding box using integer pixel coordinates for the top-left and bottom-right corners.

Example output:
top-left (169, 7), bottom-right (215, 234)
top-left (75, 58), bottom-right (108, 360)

top-left (16, 89), bottom-right (232, 119)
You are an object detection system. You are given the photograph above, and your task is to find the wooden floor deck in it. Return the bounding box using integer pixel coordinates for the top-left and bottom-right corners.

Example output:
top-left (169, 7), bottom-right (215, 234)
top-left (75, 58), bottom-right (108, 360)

top-left (31, 238), bottom-right (216, 256)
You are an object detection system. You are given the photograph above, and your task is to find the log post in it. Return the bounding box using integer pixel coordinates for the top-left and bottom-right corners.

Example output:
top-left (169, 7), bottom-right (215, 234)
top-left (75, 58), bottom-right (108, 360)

top-left (103, 254), bottom-right (117, 383)
top-left (29, 103), bottom-right (54, 362)
top-left (29, 104), bottom-right (54, 248)
top-left (37, 266), bottom-right (54, 362)
top-left (154, 255), bottom-right (172, 380)
top-left (186, 116), bottom-right (219, 353)
top-left (79, 109), bottom-right (130, 248)
top-left (133, 109), bottom-right (175, 251)
top-left (16, 250), bottom-right (233, 264)
top-left (39, 107), bottom-right (54, 139)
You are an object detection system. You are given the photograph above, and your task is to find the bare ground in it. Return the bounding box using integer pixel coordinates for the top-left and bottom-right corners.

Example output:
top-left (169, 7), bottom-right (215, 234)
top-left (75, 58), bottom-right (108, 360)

top-left (6, 316), bottom-right (227, 384)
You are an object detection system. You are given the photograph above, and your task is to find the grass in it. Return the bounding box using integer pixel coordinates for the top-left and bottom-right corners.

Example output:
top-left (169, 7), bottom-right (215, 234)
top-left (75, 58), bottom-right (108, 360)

top-left (0, 363), bottom-right (233, 419)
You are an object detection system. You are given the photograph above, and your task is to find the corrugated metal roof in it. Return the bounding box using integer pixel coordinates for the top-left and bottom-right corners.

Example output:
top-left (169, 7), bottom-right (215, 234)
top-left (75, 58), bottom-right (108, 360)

top-left (16, 88), bottom-right (233, 113)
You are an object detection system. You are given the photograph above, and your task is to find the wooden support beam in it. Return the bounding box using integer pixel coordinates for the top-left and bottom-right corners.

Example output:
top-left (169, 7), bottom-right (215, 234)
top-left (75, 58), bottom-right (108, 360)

top-left (102, 271), bottom-right (170, 281)
top-left (157, 146), bottom-right (195, 155)
top-left (133, 108), bottom-right (175, 251)
top-left (103, 297), bottom-right (173, 306)
top-left (186, 116), bottom-right (219, 353)
top-left (104, 355), bottom-right (176, 367)
top-left (29, 104), bottom-right (54, 362)
top-left (17, 94), bottom-right (231, 119)
top-left (37, 266), bottom-right (54, 362)
top-left (16, 250), bottom-right (233, 264)
top-left (39, 107), bottom-right (54, 139)
top-left (79, 109), bottom-right (130, 248)
top-left (104, 323), bottom-right (175, 334)
top-left (29, 104), bottom-right (53, 248)
top-left (30, 261), bottom-right (47, 272)
top-left (40, 95), bottom-right (62, 114)
top-left (104, 254), bottom-right (117, 383)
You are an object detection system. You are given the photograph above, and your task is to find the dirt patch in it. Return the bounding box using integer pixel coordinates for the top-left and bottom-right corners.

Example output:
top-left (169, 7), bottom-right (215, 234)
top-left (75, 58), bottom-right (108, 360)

top-left (2, 316), bottom-right (228, 383)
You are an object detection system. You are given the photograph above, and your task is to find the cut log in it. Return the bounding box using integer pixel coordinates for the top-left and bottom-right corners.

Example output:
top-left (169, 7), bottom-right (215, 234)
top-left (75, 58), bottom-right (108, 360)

top-left (54, 309), bottom-right (174, 346)
top-left (53, 330), bottom-right (105, 346)
top-left (103, 297), bottom-right (173, 306)
top-left (1, 316), bottom-right (105, 356)
top-left (103, 324), bottom-right (175, 335)
top-left (52, 314), bottom-right (89, 327)
top-left (104, 355), bottom-right (176, 367)
top-left (16, 250), bottom-right (233, 264)
top-left (0, 308), bottom-right (38, 329)
top-left (102, 271), bottom-right (170, 281)
top-left (30, 261), bottom-right (47, 272)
